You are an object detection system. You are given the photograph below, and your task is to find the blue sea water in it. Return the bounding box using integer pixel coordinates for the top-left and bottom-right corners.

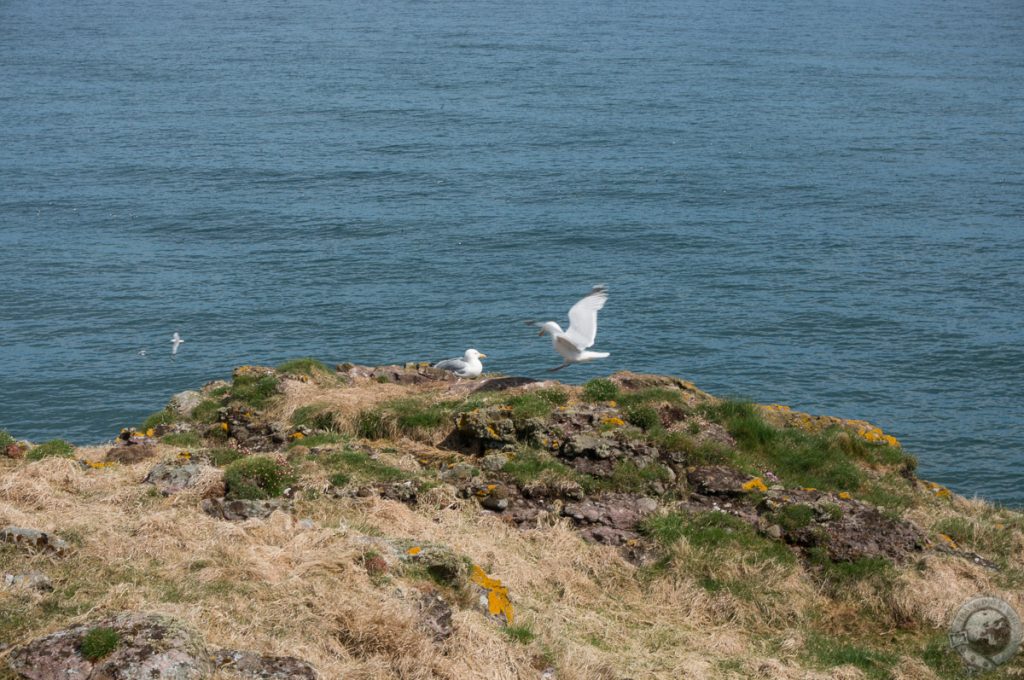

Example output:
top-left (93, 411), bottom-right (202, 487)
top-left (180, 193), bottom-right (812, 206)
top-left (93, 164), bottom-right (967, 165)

top-left (1, 0), bottom-right (1022, 504)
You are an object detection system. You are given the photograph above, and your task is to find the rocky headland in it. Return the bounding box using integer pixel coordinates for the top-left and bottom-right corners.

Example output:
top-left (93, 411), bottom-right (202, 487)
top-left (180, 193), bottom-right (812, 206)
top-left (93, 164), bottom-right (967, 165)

top-left (1, 359), bottom-right (1021, 679)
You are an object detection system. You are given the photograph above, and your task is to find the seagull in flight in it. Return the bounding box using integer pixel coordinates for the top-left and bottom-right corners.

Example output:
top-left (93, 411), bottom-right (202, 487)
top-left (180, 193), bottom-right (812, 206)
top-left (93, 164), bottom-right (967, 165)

top-left (432, 348), bottom-right (487, 379)
top-left (530, 285), bottom-right (610, 371)
top-left (171, 332), bottom-right (184, 355)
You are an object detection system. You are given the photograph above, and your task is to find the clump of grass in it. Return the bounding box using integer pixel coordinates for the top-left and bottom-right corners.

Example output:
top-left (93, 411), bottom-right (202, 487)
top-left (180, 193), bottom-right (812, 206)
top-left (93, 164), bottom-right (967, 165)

top-left (803, 633), bottom-right (898, 680)
top-left (223, 455), bottom-right (297, 499)
top-left (80, 626), bottom-right (120, 661)
top-left (623, 404), bottom-right (660, 431)
top-left (599, 460), bottom-right (671, 494)
top-left (807, 549), bottom-right (895, 589)
top-left (161, 432), bottom-right (201, 448)
top-left (503, 623), bottom-right (536, 644)
top-left (501, 449), bottom-right (577, 486)
top-left (582, 378), bottom-right (619, 403)
top-left (772, 504), bottom-right (815, 531)
top-left (641, 510), bottom-right (795, 566)
top-left (503, 388), bottom-right (569, 420)
top-left (654, 430), bottom-right (734, 467)
top-left (291, 403), bottom-right (339, 431)
top-left (0, 429), bottom-right (16, 449)
top-left (190, 399), bottom-right (222, 423)
top-left (207, 448), bottom-right (244, 467)
top-left (617, 387), bottom-right (684, 407)
top-left (228, 374), bottom-right (280, 409)
top-left (26, 439), bottom-right (75, 461)
top-left (319, 449), bottom-right (410, 484)
top-left (702, 400), bottom-right (865, 492)
top-left (140, 408), bottom-right (176, 431)
top-left (291, 433), bottom-right (345, 449)
top-left (356, 398), bottom-right (454, 440)
top-left (277, 357), bottom-right (331, 377)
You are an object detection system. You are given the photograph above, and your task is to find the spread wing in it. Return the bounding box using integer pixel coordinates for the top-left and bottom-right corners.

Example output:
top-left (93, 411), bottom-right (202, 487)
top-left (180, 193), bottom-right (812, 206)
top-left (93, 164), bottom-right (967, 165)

top-left (433, 358), bottom-right (467, 372)
top-left (562, 285), bottom-right (607, 350)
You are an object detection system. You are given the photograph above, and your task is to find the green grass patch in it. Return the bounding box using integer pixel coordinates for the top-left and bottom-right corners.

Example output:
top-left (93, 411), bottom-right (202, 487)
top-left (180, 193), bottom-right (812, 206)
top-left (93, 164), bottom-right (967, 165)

top-left (623, 404), bottom-right (660, 431)
top-left (503, 388), bottom-right (569, 420)
top-left (291, 432), bottom-right (345, 449)
top-left (617, 387), bottom-right (684, 407)
top-left (0, 429), bottom-right (16, 449)
top-left (807, 549), bottom-right (895, 589)
top-left (803, 633), bottom-right (899, 680)
top-left (276, 357), bottom-right (332, 377)
top-left (502, 623), bottom-right (537, 644)
top-left (223, 455), bottom-right (297, 500)
top-left (80, 626), bottom-right (120, 661)
top-left (500, 449), bottom-right (577, 486)
top-left (290, 403), bottom-right (340, 431)
top-left (582, 378), bottom-right (619, 402)
top-left (772, 504), bottom-right (815, 531)
top-left (319, 449), bottom-right (411, 484)
top-left (641, 510), bottom-right (796, 566)
top-left (590, 460), bottom-right (671, 494)
top-left (26, 439), bottom-right (75, 461)
top-left (356, 398), bottom-right (457, 440)
top-left (207, 448), bottom-right (244, 466)
top-left (160, 432), bottom-right (201, 448)
top-left (140, 408), bottom-right (176, 430)
top-left (228, 374), bottom-right (280, 409)
top-left (190, 399), bottom-right (222, 424)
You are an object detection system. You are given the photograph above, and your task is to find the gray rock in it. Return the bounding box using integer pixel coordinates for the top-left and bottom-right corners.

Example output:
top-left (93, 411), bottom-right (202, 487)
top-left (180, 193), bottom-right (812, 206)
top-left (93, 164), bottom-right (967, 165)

top-left (0, 527), bottom-right (69, 556)
top-left (479, 484), bottom-right (510, 512)
top-left (2, 571), bottom-right (53, 592)
top-left (144, 463), bottom-right (206, 495)
top-left (211, 649), bottom-right (318, 679)
top-left (563, 433), bottom-right (616, 460)
top-left (201, 497), bottom-right (291, 521)
top-left (168, 390), bottom-right (203, 417)
top-left (7, 612), bottom-right (212, 680)
top-left (416, 592), bottom-right (454, 642)
top-left (481, 452), bottom-right (509, 472)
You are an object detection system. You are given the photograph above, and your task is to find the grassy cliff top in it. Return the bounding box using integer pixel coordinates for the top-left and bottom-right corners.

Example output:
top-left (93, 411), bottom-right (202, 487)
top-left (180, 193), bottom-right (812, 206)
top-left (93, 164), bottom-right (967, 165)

top-left (1, 360), bottom-right (1021, 679)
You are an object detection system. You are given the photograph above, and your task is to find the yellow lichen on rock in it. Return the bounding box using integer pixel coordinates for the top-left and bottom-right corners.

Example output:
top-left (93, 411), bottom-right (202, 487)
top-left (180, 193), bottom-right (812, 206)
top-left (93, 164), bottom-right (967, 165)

top-left (602, 417), bottom-right (626, 428)
top-left (470, 564), bottom-right (514, 624)
top-left (741, 477), bottom-right (768, 492)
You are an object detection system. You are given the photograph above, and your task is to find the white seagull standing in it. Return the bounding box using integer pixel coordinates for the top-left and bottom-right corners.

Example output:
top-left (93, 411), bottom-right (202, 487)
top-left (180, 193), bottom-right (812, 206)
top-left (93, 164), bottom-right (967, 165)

top-left (432, 348), bottom-right (487, 379)
top-left (531, 285), bottom-right (610, 371)
top-left (171, 332), bottom-right (184, 355)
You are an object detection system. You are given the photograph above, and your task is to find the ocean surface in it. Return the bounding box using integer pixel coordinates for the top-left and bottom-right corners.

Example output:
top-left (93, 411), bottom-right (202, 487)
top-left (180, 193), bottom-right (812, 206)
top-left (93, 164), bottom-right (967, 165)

top-left (1, 0), bottom-right (1022, 504)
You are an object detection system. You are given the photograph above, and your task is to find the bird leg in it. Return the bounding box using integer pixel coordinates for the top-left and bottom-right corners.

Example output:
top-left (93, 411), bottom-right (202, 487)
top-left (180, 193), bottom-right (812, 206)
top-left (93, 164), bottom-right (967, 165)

top-left (547, 363), bottom-right (571, 372)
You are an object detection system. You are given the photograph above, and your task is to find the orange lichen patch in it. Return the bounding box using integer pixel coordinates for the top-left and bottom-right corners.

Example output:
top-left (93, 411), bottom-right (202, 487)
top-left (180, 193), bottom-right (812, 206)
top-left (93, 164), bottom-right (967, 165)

top-left (935, 488), bottom-right (951, 499)
top-left (764, 404), bottom-right (792, 412)
top-left (406, 546), bottom-right (422, 556)
top-left (80, 460), bottom-right (116, 470)
top-left (470, 564), bottom-right (514, 625)
top-left (741, 477), bottom-right (768, 493)
top-left (290, 432), bottom-right (305, 440)
top-left (802, 487), bottom-right (817, 492)
top-left (485, 424), bottom-right (500, 439)
top-left (937, 533), bottom-right (959, 550)
top-left (607, 401), bottom-right (617, 408)
top-left (602, 417), bottom-right (626, 428)
top-left (838, 491), bottom-right (852, 500)
top-left (475, 485), bottom-right (497, 497)
top-left (220, 422), bottom-right (230, 432)
top-left (855, 426), bottom-right (901, 448)
top-left (176, 451), bottom-right (192, 460)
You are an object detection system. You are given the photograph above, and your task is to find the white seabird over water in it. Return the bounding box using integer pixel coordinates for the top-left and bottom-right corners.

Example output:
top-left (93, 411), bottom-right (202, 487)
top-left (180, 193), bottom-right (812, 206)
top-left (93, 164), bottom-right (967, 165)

top-left (171, 332), bottom-right (184, 355)
top-left (530, 285), bottom-right (610, 371)
top-left (433, 348), bottom-right (487, 379)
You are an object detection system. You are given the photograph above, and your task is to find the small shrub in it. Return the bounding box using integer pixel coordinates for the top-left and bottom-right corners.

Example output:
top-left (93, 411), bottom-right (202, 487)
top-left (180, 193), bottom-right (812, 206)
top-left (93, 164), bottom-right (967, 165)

top-left (26, 439), bottom-right (75, 461)
top-left (773, 504), bottom-right (815, 531)
top-left (356, 409), bottom-right (390, 440)
top-left (582, 378), bottom-right (619, 403)
top-left (161, 432), bottom-right (201, 448)
top-left (223, 456), bottom-right (296, 499)
top-left (504, 388), bottom-right (568, 420)
top-left (0, 429), bottom-right (16, 449)
top-left (623, 404), bottom-right (660, 431)
top-left (190, 399), bottom-right (222, 424)
top-left (80, 626), bottom-right (120, 661)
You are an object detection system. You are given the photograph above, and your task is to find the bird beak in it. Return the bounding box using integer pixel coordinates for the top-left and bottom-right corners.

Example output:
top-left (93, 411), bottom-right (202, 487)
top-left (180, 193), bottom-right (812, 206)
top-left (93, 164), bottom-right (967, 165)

top-left (478, 353), bottom-right (487, 358)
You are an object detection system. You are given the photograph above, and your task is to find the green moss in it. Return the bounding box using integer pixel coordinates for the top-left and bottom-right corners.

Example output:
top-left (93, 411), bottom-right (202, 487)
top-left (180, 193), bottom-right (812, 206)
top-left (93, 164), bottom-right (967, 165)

top-left (276, 357), bottom-right (331, 377)
top-left (140, 409), bottom-right (176, 430)
top-left (26, 439), bottom-right (75, 461)
top-left (772, 504), bottom-right (815, 531)
top-left (160, 432), bottom-right (201, 448)
top-left (223, 456), bottom-right (297, 500)
top-left (582, 378), bottom-right (619, 402)
top-left (80, 626), bottom-right (120, 661)
top-left (229, 374), bottom-right (280, 409)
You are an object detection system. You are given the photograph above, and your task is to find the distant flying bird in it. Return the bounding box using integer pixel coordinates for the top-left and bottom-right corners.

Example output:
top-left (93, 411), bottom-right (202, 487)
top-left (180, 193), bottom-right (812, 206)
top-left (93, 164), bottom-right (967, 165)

top-left (138, 349), bottom-right (147, 357)
top-left (171, 332), bottom-right (184, 355)
top-left (530, 285), bottom-right (610, 371)
top-left (433, 348), bottom-right (487, 379)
